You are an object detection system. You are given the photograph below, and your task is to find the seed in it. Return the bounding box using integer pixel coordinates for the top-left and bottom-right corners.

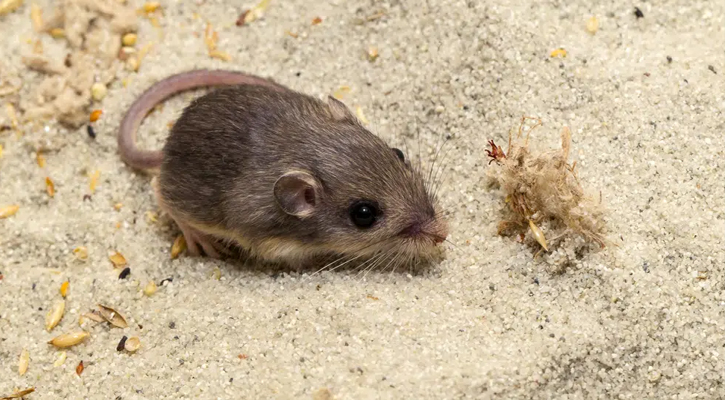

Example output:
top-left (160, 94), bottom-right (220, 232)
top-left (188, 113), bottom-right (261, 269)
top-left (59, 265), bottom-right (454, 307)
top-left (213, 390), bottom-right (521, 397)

top-left (109, 251), bottom-right (127, 268)
top-left (367, 46), bottom-right (379, 62)
top-left (332, 86), bottom-right (351, 99)
top-left (0, 144), bottom-right (3, 158)
top-left (124, 336), bottom-right (141, 352)
top-left (87, 125), bottom-right (96, 139)
top-left (586, 16), bottom-right (599, 34)
top-left (75, 360), bottom-right (84, 376)
top-left (18, 348), bottom-right (29, 376)
top-left (97, 304), bottom-right (129, 328)
top-left (36, 152), bottom-right (46, 167)
top-left (91, 83), bottom-right (107, 101)
top-left (49, 28), bottom-right (65, 38)
top-left (355, 106), bottom-right (369, 125)
top-left (30, 3), bottom-right (43, 32)
top-left (142, 2), bottom-right (160, 13)
top-left (311, 16), bottom-right (322, 25)
top-left (143, 281), bottom-right (157, 296)
top-left (208, 49), bottom-right (231, 62)
top-left (529, 219), bottom-right (548, 251)
top-left (73, 246), bottom-right (88, 261)
top-left (146, 211), bottom-right (158, 223)
top-left (114, 203), bottom-right (123, 211)
top-left (117, 335), bottom-right (128, 351)
top-left (48, 331), bottom-right (89, 348)
top-left (118, 266), bottom-right (131, 279)
top-left (53, 351), bottom-right (66, 367)
top-left (45, 300), bottom-right (65, 331)
top-left (126, 56), bottom-right (139, 71)
top-left (122, 33), bottom-right (137, 46)
top-left (550, 48), bottom-right (567, 58)
top-left (82, 311), bottom-right (104, 323)
top-left (1, 205), bottom-right (19, 218)
top-left (60, 281), bottom-right (69, 297)
top-left (211, 267), bottom-right (221, 280)
top-left (170, 235), bottom-right (186, 259)
top-left (89, 170), bottom-right (100, 193)
top-left (0, 0), bottom-right (23, 17)
top-left (45, 177), bottom-right (55, 198)
top-left (89, 109), bottom-right (103, 122)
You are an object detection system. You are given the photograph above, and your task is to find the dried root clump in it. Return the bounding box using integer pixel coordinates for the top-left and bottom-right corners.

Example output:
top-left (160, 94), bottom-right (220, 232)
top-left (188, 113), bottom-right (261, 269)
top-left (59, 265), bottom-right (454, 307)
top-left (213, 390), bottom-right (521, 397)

top-left (487, 117), bottom-right (608, 257)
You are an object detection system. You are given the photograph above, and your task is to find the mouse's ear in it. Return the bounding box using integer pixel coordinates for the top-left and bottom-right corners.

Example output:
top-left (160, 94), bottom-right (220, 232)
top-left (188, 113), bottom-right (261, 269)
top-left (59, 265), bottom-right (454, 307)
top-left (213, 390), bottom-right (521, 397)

top-left (327, 95), bottom-right (355, 121)
top-left (274, 170), bottom-right (321, 218)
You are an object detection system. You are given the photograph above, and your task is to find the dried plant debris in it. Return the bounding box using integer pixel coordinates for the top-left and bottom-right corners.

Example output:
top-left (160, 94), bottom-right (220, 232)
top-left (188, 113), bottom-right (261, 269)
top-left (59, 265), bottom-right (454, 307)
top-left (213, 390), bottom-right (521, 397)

top-left (487, 117), bottom-right (607, 257)
top-left (97, 304), bottom-right (128, 328)
top-left (1, 388), bottom-right (35, 400)
top-left (17, 0), bottom-right (139, 127)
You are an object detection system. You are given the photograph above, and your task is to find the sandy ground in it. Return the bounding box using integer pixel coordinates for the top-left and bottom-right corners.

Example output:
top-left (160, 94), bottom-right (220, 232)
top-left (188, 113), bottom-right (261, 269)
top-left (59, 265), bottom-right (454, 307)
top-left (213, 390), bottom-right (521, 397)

top-left (1, 0), bottom-right (724, 399)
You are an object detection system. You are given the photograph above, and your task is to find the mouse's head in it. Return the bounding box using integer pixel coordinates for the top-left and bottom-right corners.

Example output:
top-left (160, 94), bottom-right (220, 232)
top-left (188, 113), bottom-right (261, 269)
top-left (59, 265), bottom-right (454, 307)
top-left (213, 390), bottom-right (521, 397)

top-left (273, 96), bottom-right (449, 268)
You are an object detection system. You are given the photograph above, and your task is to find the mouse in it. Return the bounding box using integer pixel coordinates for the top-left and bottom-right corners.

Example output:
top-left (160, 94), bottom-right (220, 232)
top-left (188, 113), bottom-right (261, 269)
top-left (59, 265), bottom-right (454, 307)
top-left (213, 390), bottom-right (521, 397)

top-left (118, 69), bottom-right (449, 271)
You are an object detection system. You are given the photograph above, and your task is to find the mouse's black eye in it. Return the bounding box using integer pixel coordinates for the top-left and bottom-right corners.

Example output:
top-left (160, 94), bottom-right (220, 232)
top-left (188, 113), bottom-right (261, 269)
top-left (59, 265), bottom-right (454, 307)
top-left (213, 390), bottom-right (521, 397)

top-left (392, 148), bottom-right (405, 162)
top-left (349, 202), bottom-right (378, 228)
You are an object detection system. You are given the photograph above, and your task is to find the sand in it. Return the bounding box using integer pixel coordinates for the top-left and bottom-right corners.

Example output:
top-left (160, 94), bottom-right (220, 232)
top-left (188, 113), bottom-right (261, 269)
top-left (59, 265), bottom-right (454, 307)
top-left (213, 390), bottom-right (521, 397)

top-left (1, 0), bottom-right (723, 399)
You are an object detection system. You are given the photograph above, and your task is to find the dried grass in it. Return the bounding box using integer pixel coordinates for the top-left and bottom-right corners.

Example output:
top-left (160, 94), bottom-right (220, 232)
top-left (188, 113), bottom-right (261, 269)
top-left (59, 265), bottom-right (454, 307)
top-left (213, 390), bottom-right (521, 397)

top-left (487, 117), bottom-right (608, 256)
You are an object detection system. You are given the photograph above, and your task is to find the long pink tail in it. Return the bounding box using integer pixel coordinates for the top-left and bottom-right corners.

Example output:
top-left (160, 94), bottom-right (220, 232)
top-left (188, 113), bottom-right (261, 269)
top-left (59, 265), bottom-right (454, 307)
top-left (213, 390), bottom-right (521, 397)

top-left (118, 69), bottom-right (283, 170)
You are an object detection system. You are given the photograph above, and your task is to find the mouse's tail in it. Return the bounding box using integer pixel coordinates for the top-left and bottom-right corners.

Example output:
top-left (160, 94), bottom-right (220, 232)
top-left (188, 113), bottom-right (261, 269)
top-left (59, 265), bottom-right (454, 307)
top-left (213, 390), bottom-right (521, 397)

top-left (118, 69), bottom-right (284, 170)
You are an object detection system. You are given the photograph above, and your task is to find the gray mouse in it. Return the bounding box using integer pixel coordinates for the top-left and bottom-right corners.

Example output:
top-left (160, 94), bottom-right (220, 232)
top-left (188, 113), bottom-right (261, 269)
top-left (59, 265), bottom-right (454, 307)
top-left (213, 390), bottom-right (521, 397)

top-left (118, 69), bottom-right (448, 270)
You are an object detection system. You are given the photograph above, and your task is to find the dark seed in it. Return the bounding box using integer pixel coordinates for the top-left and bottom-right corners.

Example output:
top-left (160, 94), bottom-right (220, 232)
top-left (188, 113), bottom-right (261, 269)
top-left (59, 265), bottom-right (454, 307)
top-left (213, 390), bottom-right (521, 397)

top-left (83, 194), bottom-right (92, 201)
top-left (159, 277), bottom-right (173, 286)
top-left (118, 267), bottom-right (131, 279)
top-left (634, 7), bottom-right (644, 19)
top-left (666, 56), bottom-right (672, 63)
top-left (87, 125), bottom-right (96, 139)
top-left (117, 336), bottom-right (128, 351)
top-left (708, 65), bottom-right (717, 74)
top-left (169, 321), bottom-right (176, 329)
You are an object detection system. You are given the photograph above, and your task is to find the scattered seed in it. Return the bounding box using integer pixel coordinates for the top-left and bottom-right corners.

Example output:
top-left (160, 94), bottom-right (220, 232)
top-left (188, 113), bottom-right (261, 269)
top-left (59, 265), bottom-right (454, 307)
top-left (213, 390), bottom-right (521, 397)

top-left (708, 65), bottom-right (717, 74)
top-left (159, 277), bottom-right (173, 286)
top-left (114, 203), bottom-right (123, 211)
top-left (30, 3), bottom-right (43, 31)
top-left (126, 56), bottom-right (140, 71)
top-left (0, 0), bottom-right (23, 17)
top-left (170, 235), bottom-right (186, 259)
top-left (124, 336), bottom-right (141, 352)
top-left (143, 281), bottom-right (157, 296)
top-left (97, 304), bottom-right (129, 328)
top-left (53, 351), bottom-right (66, 367)
top-left (45, 177), bottom-right (55, 198)
top-left (285, 30), bottom-right (298, 38)
top-left (586, 16), bottom-right (598, 34)
top-left (18, 348), bottom-right (29, 376)
top-left (117, 335), bottom-right (128, 351)
top-left (332, 85), bottom-right (351, 99)
top-left (0, 205), bottom-right (19, 219)
top-left (355, 106), bottom-right (369, 125)
top-left (366, 294), bottom-right (379, 300)
top-left (73, 246), bottom-right (88, 261)
top-left (242, 0), bottom-right (270, 24)
top-left (0, 144), bottom-right (3, 158)
top-left (528, 219), bottom-right (549, 251)
top-left (122, 33), bottom-right (137, 46)
top-left (634, 7), bottom-right (644, 19)
top-left (87, 125), bottom-right (96, 139)
top-left (82, 311), bottom-right (104, 323)
top-left (666, 56), bottom-right (672, 63)
top-left (550, 48), bottom-right (567, 58)
top-left (108, 251), bottom-right (127, 268)
top-left (0, 387), bottom-right (35, 400)
top-left (60, 280), bottom-right (69, 297)
top-left (209, 49), bottom-right (231, 61)
top-left (89, 109), bottom-right (103, 122)
top-left (49, 28), bottom-right (65, 38)
top-left (36, 152), bottom-right (46, 167)
top-left (141, 2), bottom-right (160, 13)
top-left (5, 103), bottom-right (18, 129)
top-left (91, 83), bottom-right (107, 101)
top-left (311, 16), bottom-right (322, 25)
top-left (45, 300), bottom-right (65, 331)
top-left (146, 211), bottom-right (158, 223)
top-left (48, 331), bottom-right (89, 348)
top-left (89, 170), bottom-right (100, 193)
top-left (236, 10), bottom-right (250, 26)
top-left (75, 360), bottom-right (84, 376)
top-left (118, 46), bottom-right (136, 61)
top-left (118, 267), bottom-right (131, 279)
top-left (211, 267), bottom-right (221, 280)
top-left (367, 46), bottom-right (379, 62)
